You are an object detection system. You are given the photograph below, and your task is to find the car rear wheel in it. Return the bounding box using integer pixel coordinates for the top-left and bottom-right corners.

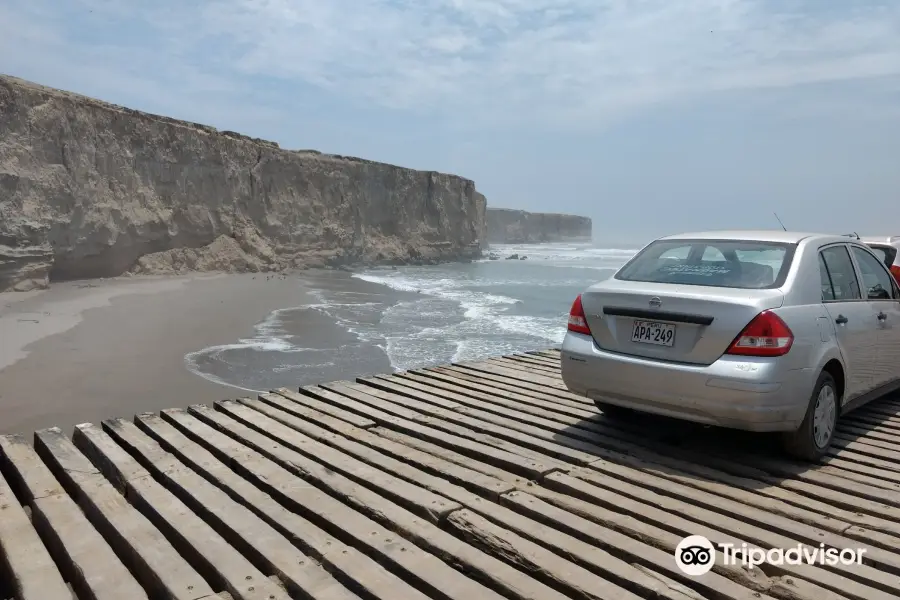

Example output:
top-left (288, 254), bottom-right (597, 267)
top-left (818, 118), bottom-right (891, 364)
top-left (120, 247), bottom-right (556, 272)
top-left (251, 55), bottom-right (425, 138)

top-left (782, 371), bottom-right (838, 461)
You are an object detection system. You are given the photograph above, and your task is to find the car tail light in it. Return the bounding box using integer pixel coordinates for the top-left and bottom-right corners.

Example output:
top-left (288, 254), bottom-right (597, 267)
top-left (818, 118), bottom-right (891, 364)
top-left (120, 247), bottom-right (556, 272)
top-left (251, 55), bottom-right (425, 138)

top-left (891, 265), bottom-right (900, 284)
top-left (567, 294), bottom-right (592, 335)
top-left (725, 310), bottom-right (793, 357)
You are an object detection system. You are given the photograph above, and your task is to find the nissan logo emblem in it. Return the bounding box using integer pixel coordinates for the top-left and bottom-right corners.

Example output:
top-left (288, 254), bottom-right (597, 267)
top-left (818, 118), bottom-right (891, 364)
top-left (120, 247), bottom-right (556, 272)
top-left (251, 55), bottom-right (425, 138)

top-left (649, 297), bottom-right (662, 308)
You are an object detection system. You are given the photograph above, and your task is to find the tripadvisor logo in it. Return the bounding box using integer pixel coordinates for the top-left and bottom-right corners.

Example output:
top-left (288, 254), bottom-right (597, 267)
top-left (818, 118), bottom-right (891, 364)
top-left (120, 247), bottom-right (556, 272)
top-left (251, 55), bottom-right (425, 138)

top-left (674, 535), bottom-right (867, 576)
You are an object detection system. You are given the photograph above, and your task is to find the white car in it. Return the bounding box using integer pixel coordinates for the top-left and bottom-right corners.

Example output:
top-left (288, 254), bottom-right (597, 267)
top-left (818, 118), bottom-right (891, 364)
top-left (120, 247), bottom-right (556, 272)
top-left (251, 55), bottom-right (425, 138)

top-left (861, 235), bottom-right (900, 285)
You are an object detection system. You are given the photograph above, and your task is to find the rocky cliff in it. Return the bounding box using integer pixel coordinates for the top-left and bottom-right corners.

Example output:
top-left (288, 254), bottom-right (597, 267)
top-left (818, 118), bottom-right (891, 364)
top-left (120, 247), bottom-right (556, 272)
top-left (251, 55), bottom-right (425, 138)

top-left (0, 75), bottom-right (486, 292)
top-left (486, 208), bottom-right (592, 244)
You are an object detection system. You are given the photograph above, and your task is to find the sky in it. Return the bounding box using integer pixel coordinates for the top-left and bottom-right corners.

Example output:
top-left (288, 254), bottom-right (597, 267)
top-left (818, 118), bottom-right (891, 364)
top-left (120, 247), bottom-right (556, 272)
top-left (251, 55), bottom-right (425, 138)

top-left (2, 0), bottom-right (900, 245)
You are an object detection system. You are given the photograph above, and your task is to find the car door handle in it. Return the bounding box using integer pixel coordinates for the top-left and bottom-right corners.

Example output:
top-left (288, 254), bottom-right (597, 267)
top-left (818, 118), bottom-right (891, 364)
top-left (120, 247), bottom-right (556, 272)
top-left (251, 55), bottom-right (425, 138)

top-left (835, 314), bottom-right (848, 325)
top-left (877, 311), bottom-right (887, 321)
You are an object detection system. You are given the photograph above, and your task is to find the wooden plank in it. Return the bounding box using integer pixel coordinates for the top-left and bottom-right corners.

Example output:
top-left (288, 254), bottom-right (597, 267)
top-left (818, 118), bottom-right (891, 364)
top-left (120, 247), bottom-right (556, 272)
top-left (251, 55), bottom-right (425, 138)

top-left (847, 413), bottom-right (900, 430)
top-left (298, 386), bottom-right (876, 596)
top-left (640, 442), bottom-right (900, 526)
top-left (488, 357), bottom-right (562, 375)
top-left (135, 412), bottom-right (433, 600)
top-left (499, 356), bottom-right (560, 373)
top-left (346, 380), bottom-right (598, 465)
top-left (408, 375), bottom-right (900, 526)
top-left (0, 462), bottom-right (71, 600)
top-left (489, 357), bottom-right (566, 380)
top-left (459, 369), bottom-right (900, 533)
top-left (71, 423), bottom-right (291, 600)
top-left (577, 458), bottom-right (900, 573)
top-left (101, 418), bottom-right (361, 600)
top-left (352, 412), bottom-right (876, 600)
top-left (243, 397), bottom-right (718, 600)
top-left (495, 491), bottom-right (781, 600)
top-left (405, 371), bottom-right (900, 502)
top-left (444, 510), bottom-right (655, 600)
top-left (476, 360), bottom-right (569, 388)
top-left (32, 427), bottom-right (216, 600)
top-left (391, 372), bottom-right (601, 427)
top-left (257, 392), bottom-right (514, 499)
top-left (861, 400), bottom-right (900, 413)
top-left (513, 353), bottom-right (560, 366)
top-left (437, 365), bottom-right (592, 404)
top-left (839, 420), bottom-right (900, 440)
top-left (504, 354), bottom-right (561, 369)
top-left (0, 434), bottom-right (148, 600)
top-left (576, 441), bottom-right (900, 550)
top-left (731, 454), bottom-right (900, 509)
top-left (358, 372), bottom-right (889, 564)
top-left (209, 401), bottom-right (464, 523)
top-left (533, 413), bottom-right (900, 539)
top-left (420, 367), bottom-right (598, 413)
top-left (229, 399), bottom-right (694, 600)
top-left (383, 373), bottom-right (647, 448)
top-left (357, 378), bottom-right (677, 462)
top-left (568, 415), bottom-right (900, 518)
top-left (507, 484), bottom-right (852, 600)
top-left (301, 384), bottom-right (563, 478)
top-left (371, 427), bottom-right (530, 485)
top-left (822, 443), bottom-right (900, 476)
top-left (548, 470), bottom-right (900, 600)
top-left (375, 401), bottom-right (900, 549)
top-left (815, 456), bottom-right (900, 489)
top-left (176, 405), bottom-right (566, 600)
top-left (838, 423), bottom-right (900, 445)
top-left (268, 388), bottom-right (377, 428)
top-left (833, 432), bottom-right (900, 456)
top-left (458, 360), bottom-right (569, 388)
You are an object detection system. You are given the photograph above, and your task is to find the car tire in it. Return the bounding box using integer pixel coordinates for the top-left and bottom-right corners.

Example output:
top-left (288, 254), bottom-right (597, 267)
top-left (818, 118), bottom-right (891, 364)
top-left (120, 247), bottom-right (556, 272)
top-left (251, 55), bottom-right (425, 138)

top-left (593, 400), bottom-right (634, 420)
top-left (781, 371), bottom-right (839, 461)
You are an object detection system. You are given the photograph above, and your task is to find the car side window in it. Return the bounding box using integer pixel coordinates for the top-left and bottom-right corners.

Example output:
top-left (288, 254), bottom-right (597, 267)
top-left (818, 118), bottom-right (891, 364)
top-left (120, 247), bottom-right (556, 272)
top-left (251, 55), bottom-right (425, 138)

top-left (702, 246), bottom-right (726, 262)
top-left (819, 254), bottom-right (836, 301)
top-left (819, 246), bottom-right (861, 301)
top-left (851, 246), bottom-right (895, 300)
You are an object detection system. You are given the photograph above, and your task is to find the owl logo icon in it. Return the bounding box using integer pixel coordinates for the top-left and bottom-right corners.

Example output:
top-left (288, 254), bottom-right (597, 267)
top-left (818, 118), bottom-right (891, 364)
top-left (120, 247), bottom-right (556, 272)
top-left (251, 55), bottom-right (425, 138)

top-left (675, 535), bottom-right (715, 576)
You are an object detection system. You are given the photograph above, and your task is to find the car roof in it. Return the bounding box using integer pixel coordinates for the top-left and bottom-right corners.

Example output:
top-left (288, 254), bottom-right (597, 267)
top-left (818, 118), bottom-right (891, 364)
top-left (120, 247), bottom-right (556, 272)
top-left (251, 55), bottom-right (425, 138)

top-left (656, 230), bottom-right (843, 244)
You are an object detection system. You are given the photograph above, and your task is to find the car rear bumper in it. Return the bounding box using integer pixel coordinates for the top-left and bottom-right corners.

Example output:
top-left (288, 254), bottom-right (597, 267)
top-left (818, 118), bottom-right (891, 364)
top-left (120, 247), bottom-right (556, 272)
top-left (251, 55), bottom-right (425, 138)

top-left (560, 332), bottom-right (813, 432)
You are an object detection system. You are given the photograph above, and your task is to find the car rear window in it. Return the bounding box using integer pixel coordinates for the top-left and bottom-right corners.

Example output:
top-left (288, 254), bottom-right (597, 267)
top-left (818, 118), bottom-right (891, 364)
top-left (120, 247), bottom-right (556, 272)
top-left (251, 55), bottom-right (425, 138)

top-left (615, 239), bottom-right (795, 289)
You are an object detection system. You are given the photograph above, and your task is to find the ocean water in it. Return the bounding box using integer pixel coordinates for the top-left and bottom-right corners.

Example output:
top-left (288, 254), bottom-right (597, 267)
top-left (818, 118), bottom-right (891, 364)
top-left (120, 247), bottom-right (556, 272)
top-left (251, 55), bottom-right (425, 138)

top-left (185, 243), bottom-right (639, 392)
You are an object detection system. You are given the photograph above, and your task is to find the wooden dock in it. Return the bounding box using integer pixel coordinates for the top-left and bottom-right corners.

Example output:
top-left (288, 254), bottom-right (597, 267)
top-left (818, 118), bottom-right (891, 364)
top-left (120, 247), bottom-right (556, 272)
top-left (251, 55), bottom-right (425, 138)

top-left (3, 349), bottom-right (900, 600)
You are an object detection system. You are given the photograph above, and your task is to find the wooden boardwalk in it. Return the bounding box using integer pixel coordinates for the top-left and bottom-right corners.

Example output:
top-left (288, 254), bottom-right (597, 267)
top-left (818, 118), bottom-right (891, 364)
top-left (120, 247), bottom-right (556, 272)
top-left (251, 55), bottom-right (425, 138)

top-left (3, 349), bottom-right (900, 600)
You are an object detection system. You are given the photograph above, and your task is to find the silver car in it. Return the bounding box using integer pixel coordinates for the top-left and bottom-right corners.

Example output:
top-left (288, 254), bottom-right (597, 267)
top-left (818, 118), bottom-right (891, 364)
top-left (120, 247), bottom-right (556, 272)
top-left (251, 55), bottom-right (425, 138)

top-left (561, 230), bottom-right (900, 460)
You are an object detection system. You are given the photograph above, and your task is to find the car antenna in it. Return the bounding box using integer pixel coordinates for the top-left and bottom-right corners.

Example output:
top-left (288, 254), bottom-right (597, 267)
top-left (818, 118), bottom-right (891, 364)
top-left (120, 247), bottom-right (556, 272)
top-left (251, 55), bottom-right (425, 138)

top-left (773, 212), bottom-right (787, 232)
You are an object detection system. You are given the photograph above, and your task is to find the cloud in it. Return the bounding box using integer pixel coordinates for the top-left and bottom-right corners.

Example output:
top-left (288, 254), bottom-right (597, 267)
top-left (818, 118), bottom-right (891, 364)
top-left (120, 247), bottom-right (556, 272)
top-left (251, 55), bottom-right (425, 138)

top-left (2, 0), bottom-right (900, 130)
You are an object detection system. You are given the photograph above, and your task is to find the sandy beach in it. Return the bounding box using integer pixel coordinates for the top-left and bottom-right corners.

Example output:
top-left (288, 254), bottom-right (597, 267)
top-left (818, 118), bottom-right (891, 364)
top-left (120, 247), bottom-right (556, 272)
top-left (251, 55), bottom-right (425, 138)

top-left (0, 270), bottom-right (402, 436)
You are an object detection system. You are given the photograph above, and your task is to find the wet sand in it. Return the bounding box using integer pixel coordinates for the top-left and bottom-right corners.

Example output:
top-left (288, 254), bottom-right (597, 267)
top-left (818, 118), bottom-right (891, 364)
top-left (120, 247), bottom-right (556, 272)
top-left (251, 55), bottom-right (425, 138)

top-left (0, 270), bottom-right (399, 436)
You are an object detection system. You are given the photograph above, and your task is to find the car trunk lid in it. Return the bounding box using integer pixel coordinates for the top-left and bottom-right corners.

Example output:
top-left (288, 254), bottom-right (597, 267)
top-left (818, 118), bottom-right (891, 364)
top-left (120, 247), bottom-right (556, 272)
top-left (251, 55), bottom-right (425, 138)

top-left (580, 279), bottom-right (784, 365)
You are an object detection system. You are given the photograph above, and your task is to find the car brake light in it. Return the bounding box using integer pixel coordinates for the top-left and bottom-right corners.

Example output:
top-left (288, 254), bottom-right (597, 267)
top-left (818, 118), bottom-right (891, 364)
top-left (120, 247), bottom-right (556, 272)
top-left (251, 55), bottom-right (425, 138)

top-left (567, 294), bottom-right (592, 335)
top-left (725, 310), bottom-right (793, 357)
top-left (891, 265), bottom-right (900, 283)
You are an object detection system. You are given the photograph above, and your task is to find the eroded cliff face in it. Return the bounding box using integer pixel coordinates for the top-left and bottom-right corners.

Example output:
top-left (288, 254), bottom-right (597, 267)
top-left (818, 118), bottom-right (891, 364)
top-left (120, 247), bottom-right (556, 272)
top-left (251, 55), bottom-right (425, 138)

top-left (486, 208), bottom-right (592, 244)
top-left (0, 75), bottom-right (486, 292)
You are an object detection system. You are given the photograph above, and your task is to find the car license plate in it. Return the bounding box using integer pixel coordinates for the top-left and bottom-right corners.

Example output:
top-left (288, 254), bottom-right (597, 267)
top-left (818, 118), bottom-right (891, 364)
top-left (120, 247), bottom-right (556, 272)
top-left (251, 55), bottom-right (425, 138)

top-left (631, 320), bottom-right (675, 346)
